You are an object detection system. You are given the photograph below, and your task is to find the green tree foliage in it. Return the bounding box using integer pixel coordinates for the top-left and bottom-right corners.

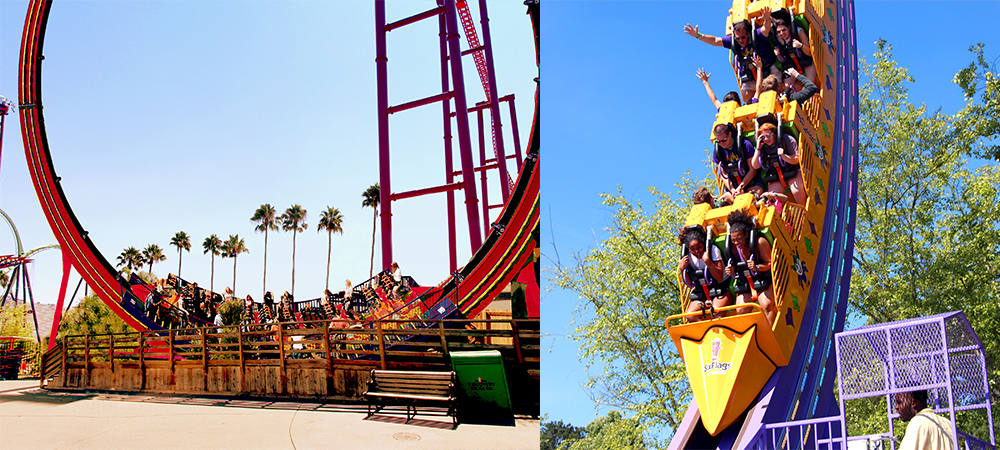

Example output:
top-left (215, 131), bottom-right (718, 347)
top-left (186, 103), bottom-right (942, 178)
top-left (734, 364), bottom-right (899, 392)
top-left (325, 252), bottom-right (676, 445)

top-left (221, 234), bottom-right (248, 295)
top-left (281, 205), bottom-right (308, 296)
top-left (849, 40), bottom-right (1000, 439)
top-left (252, 203), bottom-right (279, 296)
top-left (551, 176), bottom-right (709, 441)
top-left (217, 296), bottom-right (243, 326)
top-left (57, 294), bottom-right (131, 339)
top-left (563, 411), bottom-right (650, 450)
top-left (541, 418), bottom-right (585, 450)
top-left (0, 304), bottom-right (32, 337)
top-left (116, 247), bottom-right (142, 272)
top-left (953, 44), bottom-right (1000, 160)
top-left (318, 206), bottom-right (344, 291)
top-left (142, 244), bottom-right (166, 276)
top-left (170, 231), bottom-right (191, 278)
top-left (362, 183), bottom-right (380, 278)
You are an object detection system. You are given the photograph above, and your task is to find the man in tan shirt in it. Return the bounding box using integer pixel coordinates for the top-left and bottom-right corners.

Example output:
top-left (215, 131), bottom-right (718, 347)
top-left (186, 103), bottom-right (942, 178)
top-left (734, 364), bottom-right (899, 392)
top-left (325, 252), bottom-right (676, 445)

top-left (894, 390), bottom-right (956, 450)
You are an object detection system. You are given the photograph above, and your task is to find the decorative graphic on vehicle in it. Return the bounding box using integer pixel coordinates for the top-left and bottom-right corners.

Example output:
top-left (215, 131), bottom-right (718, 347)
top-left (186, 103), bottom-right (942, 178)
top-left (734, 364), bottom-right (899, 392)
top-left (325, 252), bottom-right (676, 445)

top-left (703, 338), bottom-right (732, 375)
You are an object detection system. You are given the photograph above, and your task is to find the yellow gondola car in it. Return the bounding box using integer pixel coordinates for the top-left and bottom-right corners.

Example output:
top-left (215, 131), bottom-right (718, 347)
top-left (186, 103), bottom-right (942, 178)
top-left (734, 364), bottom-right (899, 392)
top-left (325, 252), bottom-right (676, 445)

top-left (666, 0), bottom-right (838, 436)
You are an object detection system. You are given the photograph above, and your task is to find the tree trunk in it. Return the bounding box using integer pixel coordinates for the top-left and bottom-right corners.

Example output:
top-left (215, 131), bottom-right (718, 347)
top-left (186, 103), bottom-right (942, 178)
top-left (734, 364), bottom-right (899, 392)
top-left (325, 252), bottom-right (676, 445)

top-left (370, 207), bottom-right (377, 278)
top-left (178, 250), bottom-right (183, 278)
top-left (326, 231), bottom-right (331, 291)
top-left (233, 255), bottom-right (238, 296)
top-left (210, 254), bottom-right (215, 294)
top-left (263, 229), bottom-right (269, 298)
top-left (291, 230), bottom-right (297, 296)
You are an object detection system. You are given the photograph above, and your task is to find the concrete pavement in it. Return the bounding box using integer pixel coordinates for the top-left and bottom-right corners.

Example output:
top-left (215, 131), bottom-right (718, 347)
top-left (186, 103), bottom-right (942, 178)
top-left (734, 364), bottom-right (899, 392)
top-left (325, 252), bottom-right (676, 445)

top-left (0, 380), bottom-right (539, 450)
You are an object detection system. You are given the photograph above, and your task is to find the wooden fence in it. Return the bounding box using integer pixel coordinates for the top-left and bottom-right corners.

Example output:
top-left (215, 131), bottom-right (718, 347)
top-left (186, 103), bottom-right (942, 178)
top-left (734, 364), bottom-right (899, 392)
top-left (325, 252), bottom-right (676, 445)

top-left (41, 319), bottom-right (539, 410)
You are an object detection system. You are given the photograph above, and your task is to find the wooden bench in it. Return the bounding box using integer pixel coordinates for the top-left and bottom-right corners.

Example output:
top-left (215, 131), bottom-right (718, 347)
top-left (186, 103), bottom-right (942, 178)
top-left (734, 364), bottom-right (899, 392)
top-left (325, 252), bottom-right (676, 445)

top-left (364, 370), bottom-right (457, 426)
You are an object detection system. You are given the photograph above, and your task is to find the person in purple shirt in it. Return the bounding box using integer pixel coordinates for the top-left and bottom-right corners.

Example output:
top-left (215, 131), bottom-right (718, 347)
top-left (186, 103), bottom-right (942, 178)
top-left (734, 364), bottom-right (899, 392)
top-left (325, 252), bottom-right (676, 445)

top-left (712, 122), bottom-right (763, 202)
top-left (685, 8), bottom-right (777, 103)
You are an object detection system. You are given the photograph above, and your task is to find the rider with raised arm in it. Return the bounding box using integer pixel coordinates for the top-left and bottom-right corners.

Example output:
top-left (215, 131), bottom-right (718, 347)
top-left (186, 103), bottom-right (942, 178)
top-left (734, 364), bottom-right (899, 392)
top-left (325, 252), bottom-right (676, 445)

top-left (685, 7), bottom-right (777, 102)
top-left (696, 68), bottom-right (742, 111)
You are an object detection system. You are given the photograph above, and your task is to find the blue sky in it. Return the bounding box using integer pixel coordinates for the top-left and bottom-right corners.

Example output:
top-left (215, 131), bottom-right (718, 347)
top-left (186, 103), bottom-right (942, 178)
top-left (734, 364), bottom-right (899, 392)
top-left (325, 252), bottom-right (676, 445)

top-left (1, 1), bottom-right (535, 304)
top-left (542, 0), bottom-right (999, 434)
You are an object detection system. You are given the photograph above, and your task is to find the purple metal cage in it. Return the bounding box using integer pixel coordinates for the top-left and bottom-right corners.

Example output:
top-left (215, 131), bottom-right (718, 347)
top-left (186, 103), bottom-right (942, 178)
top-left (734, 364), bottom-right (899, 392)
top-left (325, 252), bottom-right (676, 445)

top-left (834, 311), bottom-right (995, 450)
top-left (745, 311), bottom-right (995, 450)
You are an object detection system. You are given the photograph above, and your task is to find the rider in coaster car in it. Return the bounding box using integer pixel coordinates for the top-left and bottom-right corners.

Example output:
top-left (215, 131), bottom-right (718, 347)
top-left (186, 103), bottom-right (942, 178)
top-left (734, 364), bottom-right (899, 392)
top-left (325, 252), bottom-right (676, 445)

top-left (724, 209), bottom-right (776, 325)
top-left (752, 121), bottom-right (806, 205)
top-left (684, 7), bottom-right (778, 103)
top-left (713, 123), bottom-right (765, 202)
top-left (678, 225), bottom-right (731, 322)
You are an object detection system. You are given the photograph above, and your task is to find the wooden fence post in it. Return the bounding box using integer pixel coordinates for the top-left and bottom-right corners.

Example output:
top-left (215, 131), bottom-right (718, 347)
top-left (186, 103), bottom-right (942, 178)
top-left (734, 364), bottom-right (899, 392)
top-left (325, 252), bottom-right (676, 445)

top-left (61, 335), bottom-right (67, 383)
top-left (109, 334), bottom-right (115, 372)
top-left (169, 330), bottom-right (175, 375)
top-left (202, 328), bottom-right (208, 391)
top-left (323, 321), bottom-right (332, 376)
top-left (239, 327), bottom-right (245, 394)
top-left (84, 335), bottom-right (90, 373)
top-left (511, 320), bottom-right (524, 365)
top-left (438, 321), bottom-right (449, 357)
top-left (278, 325), bottom-right (286, 394)
top-left (377, 321), bottom-right (386, 370)
top-left (139, 332), bottom-right (146, 390)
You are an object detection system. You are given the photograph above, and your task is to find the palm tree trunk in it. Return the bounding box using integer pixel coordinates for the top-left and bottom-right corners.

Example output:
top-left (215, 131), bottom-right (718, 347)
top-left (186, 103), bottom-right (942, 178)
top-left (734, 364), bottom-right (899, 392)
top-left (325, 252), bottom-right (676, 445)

top-left (263, 229), bottom-right (269, 297)
top-left (370, 206), bottom-right (377, 278)
top-left (233, 255), bottom-right (238, 295)
top-left (326, 231), bottom-right (331, 291)
top-left (178, 250), bottom-right (182, 277)
top-left (210, 254), bottom-right (215, 294)
top-left (291, 230), bottom-right (297, 296)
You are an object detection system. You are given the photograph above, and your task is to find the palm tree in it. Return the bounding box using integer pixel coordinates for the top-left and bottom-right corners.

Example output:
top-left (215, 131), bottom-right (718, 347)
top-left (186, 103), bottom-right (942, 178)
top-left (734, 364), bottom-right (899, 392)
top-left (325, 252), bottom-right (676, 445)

top-left (116, 247), bottom-right (142, 272)
top-left (221, 234), bottom-right (248, 295)
top-left (317, 206), bottom-right (344, 291)
top-left (251, 204), bottom-right (278, 296)
top-left (280, 205), bottom-right (308, 296)
top-left (170, 231), bottom-right (191, 278)
top-left (142, 244), bottom-right (166, 275)
top-left (362, 183), bottom-right (380, 278)
top-left (203, 234), bottom-right (222, 294)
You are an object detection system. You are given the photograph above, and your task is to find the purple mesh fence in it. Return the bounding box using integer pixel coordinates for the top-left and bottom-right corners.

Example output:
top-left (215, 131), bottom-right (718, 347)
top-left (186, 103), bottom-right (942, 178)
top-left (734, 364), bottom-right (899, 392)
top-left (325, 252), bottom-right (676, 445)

top-left (835, 311), bottom-right (994, 449)
top-left (744, 311), bottom-right (995, 449)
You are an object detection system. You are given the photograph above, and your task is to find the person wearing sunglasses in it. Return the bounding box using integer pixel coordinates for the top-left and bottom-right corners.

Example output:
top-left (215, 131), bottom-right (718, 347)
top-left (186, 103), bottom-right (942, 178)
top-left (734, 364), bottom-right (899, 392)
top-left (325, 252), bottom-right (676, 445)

top-left (684, 7), bottom-right (778, 103)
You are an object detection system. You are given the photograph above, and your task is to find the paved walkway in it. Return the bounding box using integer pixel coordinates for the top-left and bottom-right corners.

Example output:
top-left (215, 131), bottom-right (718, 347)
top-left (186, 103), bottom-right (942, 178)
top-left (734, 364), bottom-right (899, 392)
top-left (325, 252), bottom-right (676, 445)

top-left (0, 380), bottom-right (539, 450)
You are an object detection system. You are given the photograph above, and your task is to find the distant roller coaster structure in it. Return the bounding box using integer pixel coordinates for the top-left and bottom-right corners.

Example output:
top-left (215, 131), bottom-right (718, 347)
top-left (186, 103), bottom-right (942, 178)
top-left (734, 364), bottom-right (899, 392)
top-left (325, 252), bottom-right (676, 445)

top-left (17, 0), bottom-right (539, 334)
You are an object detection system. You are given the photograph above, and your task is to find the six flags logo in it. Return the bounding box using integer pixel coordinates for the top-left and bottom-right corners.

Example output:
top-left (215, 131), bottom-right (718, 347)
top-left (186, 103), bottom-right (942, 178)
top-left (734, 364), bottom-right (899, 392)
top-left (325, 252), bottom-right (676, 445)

top-left (703, 338), bottom-right (732, 374)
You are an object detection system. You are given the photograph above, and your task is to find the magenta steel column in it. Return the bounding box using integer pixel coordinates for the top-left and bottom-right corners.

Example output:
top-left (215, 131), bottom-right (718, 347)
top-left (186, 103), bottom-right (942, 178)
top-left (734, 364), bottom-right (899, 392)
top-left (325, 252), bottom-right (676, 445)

top-left (505, 96), bottom-right (523, 172)
top-left (438, 2), bottom-right (458, 273)
top-left (476, 0), bottom-right (509, 201)
top-left (477, 108), bottom-right (490, 233)
top-left (444, 0), bottom-right (482, 252)
top-left (375, 0), bottom-right (392, 269)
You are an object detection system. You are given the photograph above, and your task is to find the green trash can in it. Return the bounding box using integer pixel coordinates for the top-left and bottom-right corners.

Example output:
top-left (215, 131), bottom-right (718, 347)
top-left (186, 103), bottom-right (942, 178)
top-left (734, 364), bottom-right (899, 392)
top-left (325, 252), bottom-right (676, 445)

top-left (450, 350), bottom-right (513, 423)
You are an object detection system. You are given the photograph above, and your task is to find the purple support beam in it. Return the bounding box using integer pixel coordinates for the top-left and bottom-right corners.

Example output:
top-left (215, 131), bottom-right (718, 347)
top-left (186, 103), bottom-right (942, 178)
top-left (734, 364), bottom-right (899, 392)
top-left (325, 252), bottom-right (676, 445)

top-left (375, 0), bottom-right (392, 269)
top-left (444, 0), bottom-right (483, 252)
top-left (385, 5), bottom-right (444, 32)
top-left (476, 0), bottom-right (510, 202)
top-left (389, 182), bottom-right (463, 201)
top-left (504, 95), bottom-right (523, 171)
top-left (477, 108), bottom-right (490, 233)
top-left (438, 3), bottom-right (457, 274)
top-left (388, 91), bottom-right (454, 115)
